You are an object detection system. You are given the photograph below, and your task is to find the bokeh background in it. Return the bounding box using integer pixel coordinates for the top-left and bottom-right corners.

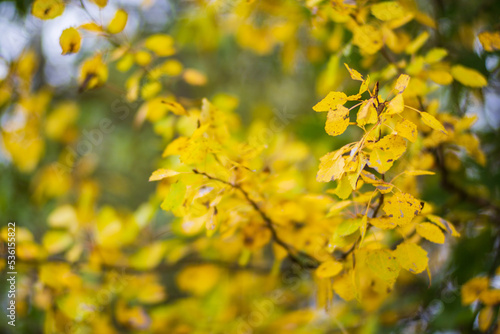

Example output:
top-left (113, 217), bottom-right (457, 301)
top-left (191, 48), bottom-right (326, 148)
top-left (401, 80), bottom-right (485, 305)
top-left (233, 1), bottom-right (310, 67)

top-left (1, 0), bottom-right (500, 332)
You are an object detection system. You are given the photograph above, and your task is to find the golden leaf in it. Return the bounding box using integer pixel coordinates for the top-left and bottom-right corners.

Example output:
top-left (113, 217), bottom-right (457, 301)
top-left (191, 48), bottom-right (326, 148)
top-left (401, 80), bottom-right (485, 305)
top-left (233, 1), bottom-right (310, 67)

top-left (32, 0), bottom-right (64, 20)
top-left (451, 65), bottom-right (487, 87)
top-left (108, 9), bottom-right (128, 34)
top-left (416, 223), bottom-right (445, 244)
top-left (313, 91), bottom-right (348, 112)
top-left (383, 192), bottom-right (422, 225)
top-left (420, 112), bottom-right (448, 134)
top-left (394, 242), bottom-right (428, 274)
top-left (59, 27), bottom-right (81, 55)
top-left (395, 119), bottom-right (418, 142)
top-left (371, 1), bottom-right (405, 21)
top-left (325, 104), bottom-right (350, 136)
top-left (366, 249), bottom-right (400, 283)
top-left (316, 260), bottom-right (343, 278)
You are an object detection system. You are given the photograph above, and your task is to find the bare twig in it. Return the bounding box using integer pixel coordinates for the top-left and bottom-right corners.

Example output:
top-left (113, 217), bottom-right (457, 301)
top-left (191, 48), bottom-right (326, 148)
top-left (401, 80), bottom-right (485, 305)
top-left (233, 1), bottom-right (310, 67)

top-left (192, 169), bottom-right (320, 269)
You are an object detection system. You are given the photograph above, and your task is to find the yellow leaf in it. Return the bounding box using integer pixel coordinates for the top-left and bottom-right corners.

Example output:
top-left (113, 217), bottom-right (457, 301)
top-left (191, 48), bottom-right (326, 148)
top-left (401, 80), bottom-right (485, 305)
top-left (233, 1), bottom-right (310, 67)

top-left (405, 31), bottom-right (429, 54)
top-left (478, 306), bottom-right (494, 332)
top-left (405, 170), bottom-right (435, 176)
top-left (149, 169), bottom-right (180, 181)
top-left (478, 31), bottom-right (500, 52)
top-left (383, 192), bottom-right (422, 225)
top-left (40, 263), bottom-right (81, 290)
top-left (427, 215), bottom-right (460, 237)
top-left (129, 242), bottom-right (166, 270)
top-left (45, 101), bottom-right (79, 141)
top-left (59, 27), bottom-right (81, 55)
top-left (395, 119), bottom-right (418, 142)
top-left (394, 74), bottom-right (410, 94)
top-left (161, 181), bottom-right (186, 211)
top-left (48, 205), bottom-right (78, 230)
top-left (327, 201), bottom-right (353, 217)
top-left (89, 0), bottom-right (107, 7)
top-left (336, 218), bottom-right (362, 237)
top-left (325, 105), bottom-right (350, 136)
top-left (134, 50), bottom-right (152, 67)
top-left (479, 290), bottom-right (500, 306)
top-left (428, 70), bottom-right (453, 85)
top-left (420, 112), bottom-right (448, 134)
top-left (373, 181), bottom-right (394, 193)
top-left (461, 277), bottom-right (489, 305)
top-left (359, 75), bottom-right (371, 95)
top-left (451, 65), bottom-right (487, 87)
top-left (162, 100), bottom-right (187, 116)
top-left (416, 222), bottom-right (445, 244)
top-left (357, 99), bottom-right (378, 126)
top-left (370, 217), bottom-right (397, 229)
top-left (353, 25), bottom-right (383, 55)
top-left (394, 242), bottom-right (428, 274)
top-left (360, 215), bottom-right (368, 243)
top-left (371, 1), bottom-right (405, 21)
top-left (141, 81), bottom-right (162, 100)
top-left (425, 48), bottom-right (448, 63)
top-left (32, 0), bottom-right (64, 20)
top-left (317, 150), bottom-right (345, 182)
top-left (366, 249), bottom-right (400, 283)
top-left (367, 134), bottom-right (407, 173)
top-left (176, 265), bottom-right (221, 296)
top-left (183, 69), bottom-right (207, 86)
top-left (334, 176), bottom-right (353, 199)
top-left (160, 59), bottom-right (183, 76)
top-left (79, 54), bottom-right (108, 91)
top-left (42, 230), bottom-right (73, 254)
top-left (344, 63), bottom-right (363, 81)
top-left (313, 91), bottom-right (348, 112)
top-left (332, 273), bottom-right (355, 301)
top-left (108, 9), bottom-right (128, 34)
top-left (145, 34), bottom-right (176, 56)
top-left (316, 260), bottom-right (343, 278)
top-left (386, 94), bottom-right (404, 114)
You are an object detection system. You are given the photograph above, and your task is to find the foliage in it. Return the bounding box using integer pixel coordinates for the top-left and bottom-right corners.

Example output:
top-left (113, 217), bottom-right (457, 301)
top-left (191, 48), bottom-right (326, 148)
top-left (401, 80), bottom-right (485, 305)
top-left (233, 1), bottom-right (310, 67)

top-left (1, 0), bottom-right (500, 333)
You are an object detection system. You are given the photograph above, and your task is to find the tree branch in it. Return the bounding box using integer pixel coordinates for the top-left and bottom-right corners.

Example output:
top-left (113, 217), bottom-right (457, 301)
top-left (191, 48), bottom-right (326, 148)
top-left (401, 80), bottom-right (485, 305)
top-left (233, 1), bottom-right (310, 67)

top-left (192, 169), bottom-right (320, 269)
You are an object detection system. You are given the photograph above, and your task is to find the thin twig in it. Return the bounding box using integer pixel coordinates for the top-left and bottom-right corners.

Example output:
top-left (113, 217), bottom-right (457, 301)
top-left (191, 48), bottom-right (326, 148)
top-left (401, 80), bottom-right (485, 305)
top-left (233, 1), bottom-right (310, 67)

top-left (192, 169), bottom-right (320, 269)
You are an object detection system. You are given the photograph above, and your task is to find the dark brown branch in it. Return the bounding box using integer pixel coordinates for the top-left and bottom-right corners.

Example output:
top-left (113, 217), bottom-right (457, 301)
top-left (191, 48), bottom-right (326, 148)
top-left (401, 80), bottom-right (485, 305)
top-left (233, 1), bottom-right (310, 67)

top-left (192, 169), bottom-right (320, 269)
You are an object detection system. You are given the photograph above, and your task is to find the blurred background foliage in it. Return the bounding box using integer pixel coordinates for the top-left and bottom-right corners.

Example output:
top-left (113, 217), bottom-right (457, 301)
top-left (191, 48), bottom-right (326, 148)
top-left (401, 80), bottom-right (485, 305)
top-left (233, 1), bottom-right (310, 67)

top-left (0, 0), bottom-right (500, 333)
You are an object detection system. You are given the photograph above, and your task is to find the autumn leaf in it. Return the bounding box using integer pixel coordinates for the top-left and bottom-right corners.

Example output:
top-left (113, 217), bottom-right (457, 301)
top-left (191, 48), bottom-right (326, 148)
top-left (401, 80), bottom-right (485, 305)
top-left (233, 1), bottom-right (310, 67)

top-left (161, 181), bottom-right (186, 211)
top-left (478, 31), bottom-right (500, 52)
top-left (394, 74), bottom-right (410, 93)
top-left (386, 94), bottom-right (404, 114)
top-left (394, 242), bottom-right (428, 274)
top-left (367, 134), bottom-right (407, 173)
top-left (60, 28), bottom-right (81, 55)
top-left (32, 0), bottom-right (64, 20)
top-left (344, 63), bottom-right (364, 81)
top-left (325, 104), bottom-right (350, 136)
top-left (108, 9), bottom-right (128, 34)
top-left (371, 1), bottom-right (405, 21)
top-left (383, 192), bottom-right (422, 225)
top-left (416, 223), bottom-right (445, 244)
top-left (149, 169), bottom-right (181, 181)
top-left (420, 112), bottom-right (448, 134)
top-left (451, 65), bottom-right (487, 87)
top-left (395, 119), bottom-right (418, 142)
top-left (316, 260), bottom-right (343, 278)
top-left (313, 91), bottom-right (348, 112)
top-left (145, 34), bottom-right (176, 56)
top-left (366, 249), bottom-right (400, 283)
